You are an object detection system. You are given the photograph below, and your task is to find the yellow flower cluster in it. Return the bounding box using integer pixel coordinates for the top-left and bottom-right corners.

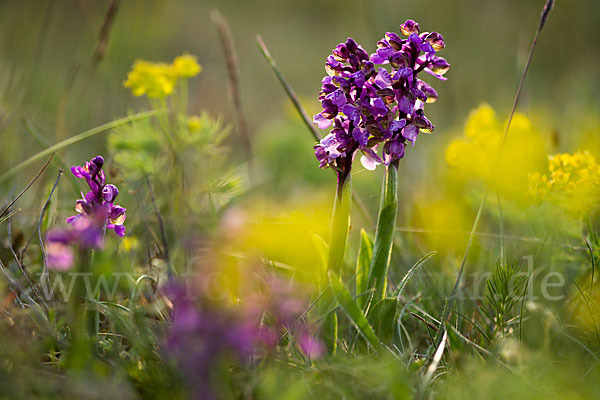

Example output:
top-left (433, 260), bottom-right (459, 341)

top-left (445, 104), bottom-right (547, 202)
top-left (172, 54), bottom-right (202, 78)
top-left (528, 152), bottom-right (600, 216)
top-left (123, 53), bottom-right (202, 98)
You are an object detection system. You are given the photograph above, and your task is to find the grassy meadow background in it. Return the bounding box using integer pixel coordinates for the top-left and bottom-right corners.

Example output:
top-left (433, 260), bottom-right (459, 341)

top-left (1, 0), bottom-right (600, 398)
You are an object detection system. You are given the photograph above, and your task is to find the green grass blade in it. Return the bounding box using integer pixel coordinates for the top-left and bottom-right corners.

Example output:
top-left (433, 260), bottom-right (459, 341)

top-left (367, 163), bottom-right (398, 303)
top-left (256, 35), bottom-right (320, 142)
top-left (0, 209), bottom-right (20, 224)
top-left (328, 271), bottom-right (380, 350)
top-left (395, 251), bottom-right (436, 301)
top-left (0, 110), bottom-right (159, 183)
top-left (356, 228), bottom-right (373, 310)
top-left (393, 251), bottom-right (436, 347)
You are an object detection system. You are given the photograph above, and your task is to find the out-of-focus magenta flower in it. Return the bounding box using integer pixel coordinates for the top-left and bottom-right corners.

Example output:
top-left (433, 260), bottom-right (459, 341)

top-left (68, 156), bottom-right (126, 237)
top-left (164, 282), bottom-right (257, 400)
top-left (313, 19), bottom-right (449, 169)
top-left (45, 155), bottom-right (126, 271)
top-left (297, 328), bottom-right (325, 359)
top-left (45, 216), bottom-right (104, 270)
top-left (251, 276), bottom-right (325, 359)
top-left (45, 240), bottom-right (74, 271)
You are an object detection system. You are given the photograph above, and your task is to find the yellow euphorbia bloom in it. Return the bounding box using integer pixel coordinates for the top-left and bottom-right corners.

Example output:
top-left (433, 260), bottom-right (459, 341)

top-left (123, 53), bottom-right (202, 98)
top-left (172, 53), bottom-right (202, 78)
top-left (445, 104), bottom-right (547, 203)
top-left (528, 152), bottom-right (600, 217)
top-left (124, 60), bottom-right (176, 98)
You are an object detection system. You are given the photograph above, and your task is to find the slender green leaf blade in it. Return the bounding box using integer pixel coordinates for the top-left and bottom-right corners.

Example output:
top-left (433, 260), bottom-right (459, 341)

top-left (0, 209), bottom-right (20, 224)
top-left (328, 271), bottom-right (380, 350)
top-left (356, 228), bottom-right (373, 309)
top-left (367, 163), bottom-right (398, 303)
top-left (0, 110), bottom-right (159, 183)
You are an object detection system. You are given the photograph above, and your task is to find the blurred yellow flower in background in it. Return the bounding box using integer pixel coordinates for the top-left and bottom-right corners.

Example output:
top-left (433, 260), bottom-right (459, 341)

top-left (216, 195), bottom-right (331, 294)
top-left (445, 104), bottom-right (547, 203)
top-left (123, 53), bottom-right (202, 98)
top-left (172, 53), bottom-right (202, 78)
top-left (528, 152), bottom-right (600, 217)
top-left (124, 60), bottom-right (176, 98)
top-left (122, 236), bottom-right (140, 252)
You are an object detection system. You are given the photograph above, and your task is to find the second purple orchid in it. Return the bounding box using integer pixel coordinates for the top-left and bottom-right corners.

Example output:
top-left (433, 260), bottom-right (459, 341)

top-left (45, 156), bottom-right (126, 271)
top-left (68, 155), bottom-right (127, 237)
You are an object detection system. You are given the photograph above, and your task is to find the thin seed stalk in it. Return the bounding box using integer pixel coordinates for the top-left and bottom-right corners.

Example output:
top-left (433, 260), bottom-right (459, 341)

top-left (327, 172), bottom-right (352, 274)
top-left (367, 161), bottom-right (399, 304)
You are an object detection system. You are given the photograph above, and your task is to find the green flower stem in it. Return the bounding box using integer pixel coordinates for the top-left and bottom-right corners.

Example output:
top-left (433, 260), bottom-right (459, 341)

top-left (68, 249), bottom-right (93, 369)
top-left (85, 224), bottom-right (107, 346)
top-left (367, 161), bottom-right (399, 304)
top-left (327, 172), bottom-right (352, 274)
top-left (321, 172), bottom-right (351, 356)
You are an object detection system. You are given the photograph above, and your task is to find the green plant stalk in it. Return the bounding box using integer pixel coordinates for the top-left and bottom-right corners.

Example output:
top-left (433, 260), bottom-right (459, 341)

top-left (322, 171), bottom-right (351, 355)
top-left (328, 271), bottom-right (380, 350)
top-left (327, 172), bottom-right (352, 274)
top-left (367, 162), bottom-right (399, 304)
top-left (69, 249), bottom-right (94, 370)
top-left (85, 225), bottom-right (107, 345)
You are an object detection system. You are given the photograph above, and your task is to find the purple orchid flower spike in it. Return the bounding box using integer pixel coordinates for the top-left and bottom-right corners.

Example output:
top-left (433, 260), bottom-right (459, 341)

top-left (313, 20), bottom-right (449, 170)
top-left (45, 155), bottom-right (127, 270)
top-left (68, 155), bottom-right (126, 237)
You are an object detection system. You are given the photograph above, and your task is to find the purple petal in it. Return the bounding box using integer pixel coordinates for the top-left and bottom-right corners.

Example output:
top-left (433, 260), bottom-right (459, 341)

top-left (393, 67), bottom-right (413, 81)
top-left (352, 127), bottom-right (368, 147)
top-left (402, 124), bottom-right (419, 144)
top-left (350, 70), bottom-right (365, 87)
top-left (313, 113), bottom-right (332, 130)
top-left (375, 67), bottom-right (392, 87)
top-left (390, 119), bottom-right (407, 132)
top-left (327, 89), bottom-right (346, 108)
top-left (400, 19), bottom-right (421, 36)
top-left (66, 215), bottom-right (80, 224)
top-left (71, 166), bottom-right (89, 179)
top-left (342, 104), bottom-right (360, 123)
top-left (408, 33), bottom-right (422, 44)
top-left (114, 225), bottom-right (126, 237)
top-left (397, 96), bottom-right (413, 114)
top-left (419, 42), bottom-right (435, 54)
top-left (370, 53), bottom-right (388, 64)
top-left (360, 148), bottom-right (382, 171)
top-left (102, 184), bottom-right (119, 203)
